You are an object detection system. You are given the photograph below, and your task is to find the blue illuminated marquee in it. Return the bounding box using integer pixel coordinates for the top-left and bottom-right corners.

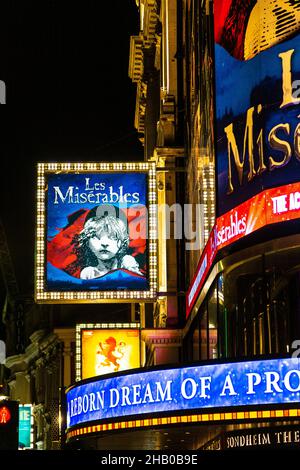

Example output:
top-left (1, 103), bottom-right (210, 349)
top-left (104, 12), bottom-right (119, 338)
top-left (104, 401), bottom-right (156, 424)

top-left (66, 358), bottom-right (300, 429)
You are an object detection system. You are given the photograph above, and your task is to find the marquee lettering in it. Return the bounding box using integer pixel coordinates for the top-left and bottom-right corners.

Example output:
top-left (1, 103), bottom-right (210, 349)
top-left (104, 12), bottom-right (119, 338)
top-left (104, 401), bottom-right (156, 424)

top-left (226, 49), bottom-right (300, 194)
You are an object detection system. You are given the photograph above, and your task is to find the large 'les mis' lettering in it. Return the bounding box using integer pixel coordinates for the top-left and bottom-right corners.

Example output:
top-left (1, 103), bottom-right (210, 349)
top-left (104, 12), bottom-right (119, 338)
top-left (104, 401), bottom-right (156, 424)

top-left (226, 49), bottom-right (300, 195)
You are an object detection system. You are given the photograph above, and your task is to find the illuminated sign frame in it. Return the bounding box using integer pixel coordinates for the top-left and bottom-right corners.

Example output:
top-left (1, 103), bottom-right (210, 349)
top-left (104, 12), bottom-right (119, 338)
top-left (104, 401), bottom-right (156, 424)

top-left (67, 407), bottom-right (300, 441)
top-left (76, 323), bottom-right (141, 381)
top-left (66, 357), bottom-right (300, 432)
top-left (186, 181), bottom-right (300, 317)
top-left (35, 162), bottom-right (157, 303)
top-left (18, 404), bottom-right (34, 450)
top-left (214, 1), bottom-right (300, 217)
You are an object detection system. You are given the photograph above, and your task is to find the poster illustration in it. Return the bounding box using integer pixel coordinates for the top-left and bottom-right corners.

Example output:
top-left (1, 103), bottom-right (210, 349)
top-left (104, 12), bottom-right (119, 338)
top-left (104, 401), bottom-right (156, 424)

top-left (214, 0), bottom-right (300, 215)
top-left (80, 328), bottom-right (140, 379)
top-left (46, 172), bottom-right (148, 290)
top-left (35, 162), bottom-right (157, 302)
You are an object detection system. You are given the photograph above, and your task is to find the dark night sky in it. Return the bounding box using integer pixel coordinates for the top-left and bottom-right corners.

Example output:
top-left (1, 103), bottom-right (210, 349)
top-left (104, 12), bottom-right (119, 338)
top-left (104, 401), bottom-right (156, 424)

top-left (0, 1), bottom-right (143, 299)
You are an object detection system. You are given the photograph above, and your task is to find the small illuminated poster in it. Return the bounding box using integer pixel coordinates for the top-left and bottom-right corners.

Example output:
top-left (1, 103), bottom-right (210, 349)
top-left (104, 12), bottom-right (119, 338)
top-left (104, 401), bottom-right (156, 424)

top-left (18, 405), bottom-right (33, 450)
top-left (80, 328), bottom-right (140, 380)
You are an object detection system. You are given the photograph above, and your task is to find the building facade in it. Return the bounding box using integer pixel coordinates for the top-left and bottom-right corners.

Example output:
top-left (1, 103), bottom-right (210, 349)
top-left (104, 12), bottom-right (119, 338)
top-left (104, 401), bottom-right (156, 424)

top-left (182, 0), bottom-right (300, 449)
top-left (64, 0), bottom-right (300, 450)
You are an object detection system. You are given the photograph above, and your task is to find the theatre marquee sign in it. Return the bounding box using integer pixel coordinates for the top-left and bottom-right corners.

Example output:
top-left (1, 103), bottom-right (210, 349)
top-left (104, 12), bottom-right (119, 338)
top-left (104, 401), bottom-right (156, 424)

top-left (66, 358), bottom-right (300, 429)
top-left (35, 162), bottom-right (157, 303)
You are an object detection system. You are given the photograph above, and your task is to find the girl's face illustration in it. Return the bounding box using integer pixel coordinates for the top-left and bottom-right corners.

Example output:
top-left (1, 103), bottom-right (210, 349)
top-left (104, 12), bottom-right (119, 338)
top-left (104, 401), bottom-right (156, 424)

top-left (88, 231), bottom-right (121, 260)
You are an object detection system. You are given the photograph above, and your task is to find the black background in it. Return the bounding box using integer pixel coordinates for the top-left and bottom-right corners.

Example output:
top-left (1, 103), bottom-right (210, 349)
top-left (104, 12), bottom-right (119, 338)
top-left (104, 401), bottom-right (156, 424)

top-left (0, 1), bottom-right (143, 299)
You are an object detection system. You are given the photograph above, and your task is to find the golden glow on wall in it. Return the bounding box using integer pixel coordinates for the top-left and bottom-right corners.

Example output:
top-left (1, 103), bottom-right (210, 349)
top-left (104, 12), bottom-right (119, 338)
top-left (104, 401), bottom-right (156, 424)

top-left (66, 407), bottom-right (300, 440)
top-left (35, 162), bottom-right (157, 303)
top-left (76, 323), bottom-right (140, 381)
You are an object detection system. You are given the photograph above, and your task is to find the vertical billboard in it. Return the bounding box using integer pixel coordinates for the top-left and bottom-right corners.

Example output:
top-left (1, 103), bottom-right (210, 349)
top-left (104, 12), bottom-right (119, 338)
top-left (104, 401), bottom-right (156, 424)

top-left (76, 323), bottom-right (140, 380)
top-left (35, 162), bottom-right (157, 303)
top-left (214, 0), bottom-right (300, 216)
top-left (18, 405), bottom-right (33, 449)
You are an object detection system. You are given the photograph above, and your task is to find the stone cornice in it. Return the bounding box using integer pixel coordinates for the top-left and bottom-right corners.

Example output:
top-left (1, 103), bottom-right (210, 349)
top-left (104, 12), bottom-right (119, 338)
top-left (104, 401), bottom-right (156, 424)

top-left (5, 331), bottom-right (60, 373)
top-left (152, 146), bottom-right (185, 166)
top-left (53, 328), bottom-right (75, 344)
top-left (134, 81), bottom-right (147, 137)
top-left (141, 328), bottom-right (182, 347)
top-left (5, 355), bottom-right (26, 371)
top-left (129, 0), bottom-right (161, 141)
top-left (142, 0), bottom-right (159, 48)
top-left (129, 35), bottom-right (144, 83)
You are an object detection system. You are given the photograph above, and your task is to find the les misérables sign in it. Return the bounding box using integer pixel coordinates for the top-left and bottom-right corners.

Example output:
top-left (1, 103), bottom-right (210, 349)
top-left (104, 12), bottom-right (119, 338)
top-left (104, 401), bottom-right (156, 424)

top-left (214, 0), bottom-right (300, 216)
top-left (35, 162), bottom-right (157, 303)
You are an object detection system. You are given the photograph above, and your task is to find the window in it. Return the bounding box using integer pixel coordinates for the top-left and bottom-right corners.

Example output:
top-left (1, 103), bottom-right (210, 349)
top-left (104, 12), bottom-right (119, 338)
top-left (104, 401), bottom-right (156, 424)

top-left (208, 286), bottom-right (218, 359)
top-left (186, 241), bottom-right (300, 362)
top-left (200, 304), bottom-right (208, 360)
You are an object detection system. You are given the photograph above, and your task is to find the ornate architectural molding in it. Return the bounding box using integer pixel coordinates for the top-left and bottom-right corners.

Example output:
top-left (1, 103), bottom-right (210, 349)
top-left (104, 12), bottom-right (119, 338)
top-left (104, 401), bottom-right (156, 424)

top-left (142, 328), bottom-right (182, 346)
top-left (142, 328), bottom-right (182, 367)
top-left (129, 0), bottom-right (161, 142)
top-left (5, 331), bottom-right (60, 375)
top-left (142, 0), bottom-right (159, 47)
top-left (153, 298), bottom-right (167, 328)
top-left (5, 354), bottom-right (27, 371)
top-left (134, 81), bottom-right (147, 138)
top-left (142, 328), bottom-right (182, 365)
top-left (53, 328), bottom-right (75, 344)
top-left (129, 35), bottom-right (144, 83)
top-left (153, 146), bottom-right (185, 165)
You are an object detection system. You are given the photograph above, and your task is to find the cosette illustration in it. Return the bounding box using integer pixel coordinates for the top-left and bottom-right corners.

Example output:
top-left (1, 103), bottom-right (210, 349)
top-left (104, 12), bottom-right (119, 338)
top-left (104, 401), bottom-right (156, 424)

top-left (78, 214), bottom-right (143, 280)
